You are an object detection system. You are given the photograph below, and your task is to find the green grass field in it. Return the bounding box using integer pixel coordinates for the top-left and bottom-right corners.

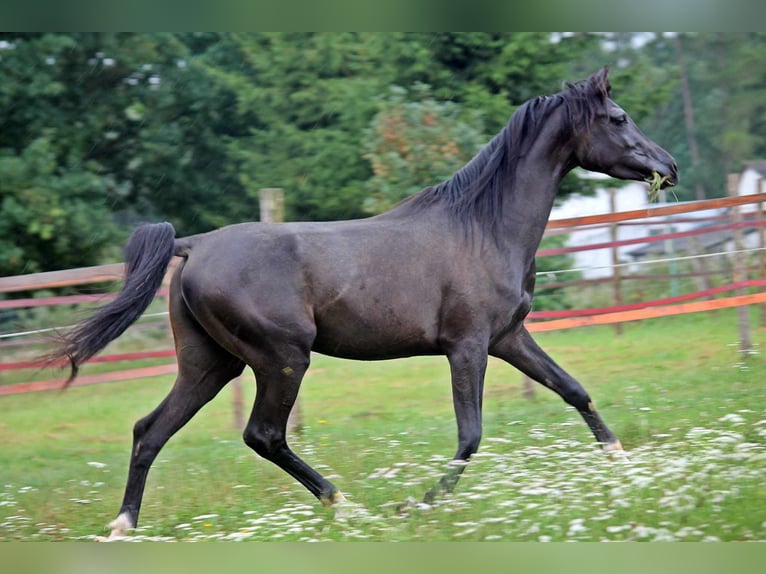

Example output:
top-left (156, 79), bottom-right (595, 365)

top-left (1, 310), bottom-right (765, 541)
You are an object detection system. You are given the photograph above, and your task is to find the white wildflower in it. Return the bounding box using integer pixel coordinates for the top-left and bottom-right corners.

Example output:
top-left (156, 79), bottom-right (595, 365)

top-left (719, 413), bottom-right (745, 424)
top-left (567, 518), bottom-right (588, 536)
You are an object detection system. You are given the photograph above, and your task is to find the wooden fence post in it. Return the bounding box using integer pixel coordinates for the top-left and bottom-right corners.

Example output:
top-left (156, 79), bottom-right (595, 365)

top-left (758, 177), bottom-right (766, 326)
top-left (259, 187), bottom-right (285, 224)
top-left (522, 373), bottom-right (536, 399)
top-left (658, 187), bottom-right (680, 299)
top-left (608, 188), bottom-right (623, 335)
top-left (688, 233), bottom-right (713, 299)
top-left (727, 173), bottom-right (752, 355)
top-left (258, 188), bottom-right (303, 434)
top-left (229, 188), bottom-right (292, 431)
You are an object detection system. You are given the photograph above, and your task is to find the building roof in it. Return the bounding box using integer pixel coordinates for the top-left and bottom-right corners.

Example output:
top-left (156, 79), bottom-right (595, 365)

top-left (743, 160), bottom-right (766, 178)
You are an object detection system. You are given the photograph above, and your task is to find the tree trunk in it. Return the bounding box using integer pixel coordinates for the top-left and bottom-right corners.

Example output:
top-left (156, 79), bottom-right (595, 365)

top-left (727, 174), bottom-right (752, 356)
top-left (673, 34), bottom-right (706, 201)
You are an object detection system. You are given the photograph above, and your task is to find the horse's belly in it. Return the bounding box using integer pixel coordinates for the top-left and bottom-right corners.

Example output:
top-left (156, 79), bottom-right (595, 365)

top-left (311, 303), bottom-right (441, 360)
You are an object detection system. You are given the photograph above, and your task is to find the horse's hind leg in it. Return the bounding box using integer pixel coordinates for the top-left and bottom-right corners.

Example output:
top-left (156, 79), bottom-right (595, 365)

top-left (100, 286), bottom-right (244, 540)
top-left (240, 346), bottom-right (343, 506)
top-left (490, 327), bottom-right (622, 451)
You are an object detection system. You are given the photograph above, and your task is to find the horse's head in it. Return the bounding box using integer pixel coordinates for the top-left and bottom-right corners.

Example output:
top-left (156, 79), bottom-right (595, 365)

top-left (570, 67), bottom-right (678, 189)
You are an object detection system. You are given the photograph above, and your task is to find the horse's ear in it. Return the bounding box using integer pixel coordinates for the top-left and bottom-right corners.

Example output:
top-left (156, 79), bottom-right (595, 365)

top-left (590, 66), bottom-right (611, 98)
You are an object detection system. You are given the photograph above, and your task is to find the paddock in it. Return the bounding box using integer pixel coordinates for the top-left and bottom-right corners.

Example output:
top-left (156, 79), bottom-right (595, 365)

top-left (1, 194), bottom-right (765, 541)
top-left (1, 311), bottom-right (764, 541)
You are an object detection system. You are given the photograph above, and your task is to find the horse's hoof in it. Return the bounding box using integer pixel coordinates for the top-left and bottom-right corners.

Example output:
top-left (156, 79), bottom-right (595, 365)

top-left (94, 533), bottom-right (126, 542)
top-left (95, 512), bottom-right (132, 541)
top-left (394, 497), bottom-right (416, 515)
top-left (603, 440), bottom-right (623, 453)
top-left (333, 498), bottom-right (371, 521)
top-left (395, 496), bottom-right (433, 515)
top-left (603, 440), bottom-right (631, 462)
top-left (321, 491), bottom-right (347, 506)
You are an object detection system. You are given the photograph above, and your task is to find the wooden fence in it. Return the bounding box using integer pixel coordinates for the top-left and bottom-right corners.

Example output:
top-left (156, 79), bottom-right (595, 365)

top-left (528, 191), bottom-right (766, 331)
top-left (2, 192), bottom-right (766, 396)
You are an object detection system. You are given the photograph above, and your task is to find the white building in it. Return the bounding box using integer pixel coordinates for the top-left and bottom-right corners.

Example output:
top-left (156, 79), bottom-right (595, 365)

top-left (736, 161), bottom-right (766, 214)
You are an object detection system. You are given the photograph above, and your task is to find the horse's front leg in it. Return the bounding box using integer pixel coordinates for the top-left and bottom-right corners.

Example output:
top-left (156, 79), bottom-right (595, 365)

top-left (422, 339), bottom-right (488, 504)
top-left (490, 326), bottom-right (622, 452)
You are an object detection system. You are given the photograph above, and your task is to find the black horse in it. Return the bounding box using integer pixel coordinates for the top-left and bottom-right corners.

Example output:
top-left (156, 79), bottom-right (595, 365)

top-left (51, 68), bottom-right (677, 539)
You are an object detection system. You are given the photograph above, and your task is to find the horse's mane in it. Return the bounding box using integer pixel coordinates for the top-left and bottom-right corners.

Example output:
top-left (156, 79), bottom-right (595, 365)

top-left (387, 71), bottom-right (610, 243)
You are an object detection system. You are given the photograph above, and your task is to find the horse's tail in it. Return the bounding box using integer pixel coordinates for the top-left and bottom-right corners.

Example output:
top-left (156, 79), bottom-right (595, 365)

top-left (49, 222), bottom-right (178, 388)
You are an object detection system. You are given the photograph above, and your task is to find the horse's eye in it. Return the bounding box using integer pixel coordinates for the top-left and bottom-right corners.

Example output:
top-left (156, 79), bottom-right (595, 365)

top-left (610, 114), bottom-right (628, 125)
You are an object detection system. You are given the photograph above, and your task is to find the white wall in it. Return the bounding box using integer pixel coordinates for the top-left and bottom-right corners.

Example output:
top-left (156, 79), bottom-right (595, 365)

top-left (737, 168), bottom-right (765, 214)
top-left (548, 183), bottom-right (723, 278)
top-left (545, 167), bottom-right (764, 280)
top-left (548, 183), bottom-right (649, 278)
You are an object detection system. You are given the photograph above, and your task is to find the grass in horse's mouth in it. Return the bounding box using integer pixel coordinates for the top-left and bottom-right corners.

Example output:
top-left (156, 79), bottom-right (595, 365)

top-left (646, 170), bottom-right (674, 202)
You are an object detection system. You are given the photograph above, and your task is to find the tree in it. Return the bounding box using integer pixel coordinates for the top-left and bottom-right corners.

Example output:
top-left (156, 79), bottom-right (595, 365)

top-left (0, 134), bottom-right (121, 275)
top-left (639, 33), bottom-right (766, 200)
top-left (217, 33), bottom-right (389, 222)
top-left (363, 84), bottom-right (487, 213)
top-left (0, 34), bottom-right (132, 275)
top-left (0, 33), bottom-right (678, 276)
top-left (0, 32), bottom-right (256, 277)
top-left (224, 33), bottom-right (607, 221)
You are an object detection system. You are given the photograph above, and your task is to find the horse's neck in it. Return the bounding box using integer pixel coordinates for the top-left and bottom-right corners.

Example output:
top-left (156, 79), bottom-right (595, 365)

top-left (499, 155), bottom-right (570, 263)
top-left (496, 107), bottom-right (575, 262)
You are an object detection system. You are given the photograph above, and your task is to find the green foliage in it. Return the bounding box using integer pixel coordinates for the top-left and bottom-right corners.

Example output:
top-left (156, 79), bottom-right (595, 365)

top-left (0, 32), bottom-right (252, 271)
top-left (362, 84), bottom-right (487, 213)
top-left (639, 33), bottom-right (766, 200)
top-left (0, 134), bottom-right (121, 275)
top-left (6, 32), bottom-right (764, 278)
top-left (0, 33), bottom-right (209, 273)
top-left (221, 33), bottom-right (393, 222)
top-left (221, 32), bottom-right (606, 222)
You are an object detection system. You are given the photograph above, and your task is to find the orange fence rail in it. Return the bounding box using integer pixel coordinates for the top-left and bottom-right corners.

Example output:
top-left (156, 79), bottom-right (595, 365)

top-left (528, 291), bottom-right (766, 333)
